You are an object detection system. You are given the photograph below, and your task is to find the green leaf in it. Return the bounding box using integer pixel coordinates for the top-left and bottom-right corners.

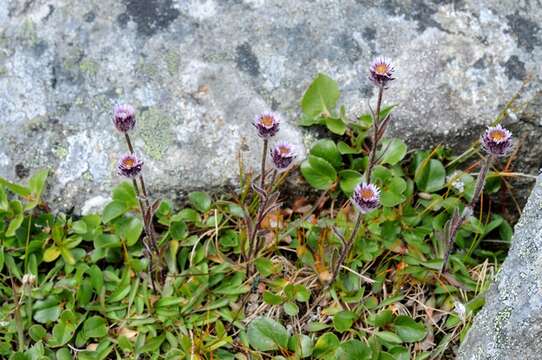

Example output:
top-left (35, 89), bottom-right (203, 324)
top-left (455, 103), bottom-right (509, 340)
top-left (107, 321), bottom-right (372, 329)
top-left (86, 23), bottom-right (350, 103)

top-left (255, 258), bottom-right (274, 277)
top-left (337, 141), bottom-right (361, 155)
top-left (288, 334), bottom-right (314, 358)
top-left (120, 217), bottom-right (144, 246)
top-left (310, 139), bottom-right (343, 168)
top-left (0, 177), bottom-right (31, 197)
top-left (333, 311), bottom-right (357, 332)
top-left (415, 159), bottom-right (446, 193)
top-left (72, 220), bottom-right (88, 234)
top-left (102, 201), bottom-right (128, 224)
top-left (28, 324), bottom-right (47, 342)
top-left (378, 139), bottom-right (407, 165)
top-left (336, 340), bottom-right (372, 360)
top-left (170, 221), bottom-right (187, 241)
top-left (0, 186), bottom-right (8, 211)
top-left (95, 234), bottom-right (121, 249)
top-left (394, 316), bottom-right (427, 343)
top-left (339, 170), bottom-right (363, 195)
top-left (112, 181), bottom-right (138, 208)
top-left (301, 73), bottom-right (340, 118)
top-left (189, 192), bottom-right (212, 212)
top-left (375, 331), bottom-right (403, 344)
top-left (6, 213), bottom-right (24, 237)
top-left (283, 302), bottom-right (299, 316)
top-left (325, 117), bottom-right (347, 135)
top-left (247, 317), bottom-right (289, 351)
top-left (263, 291), bottom-right (283, 305)
top-left (300, 155), bottom-right (337, 190)
top-left (28, 169), bottom-right (49, 198)
top-left (83, 316), bottom-right (108, 338)
top-left (49, 321), bottom-right (75, 347)
top-left (33, 302), bottom-right (61, 324)
top-left (313, 333), bottom-right (340, 359)
top-left (43, 246), bottom-right (61, 262)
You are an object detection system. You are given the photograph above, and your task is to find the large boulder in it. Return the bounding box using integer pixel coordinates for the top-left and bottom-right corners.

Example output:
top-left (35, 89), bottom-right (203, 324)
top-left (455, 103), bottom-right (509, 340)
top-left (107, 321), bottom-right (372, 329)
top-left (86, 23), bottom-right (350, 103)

top-left (0, 0), bottom-right (540, 212)
top-left (458, 175), bottom-right (542, 359)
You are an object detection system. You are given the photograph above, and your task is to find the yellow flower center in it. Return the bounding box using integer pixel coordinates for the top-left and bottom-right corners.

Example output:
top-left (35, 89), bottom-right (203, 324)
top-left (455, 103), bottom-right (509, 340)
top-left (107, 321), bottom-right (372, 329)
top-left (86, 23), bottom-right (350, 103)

top-left (260, 115), bottom-right (274, 127)
top-left (489, 130), bottom-right (505, 142)
top-left (278, 145), bottom-right (290, 155)
top-left (360, 188), bottom-right (374, 201)
top-left (374, 63), bottom-right (388, 75)
top-left (123, 158), bottom-right (135, 167)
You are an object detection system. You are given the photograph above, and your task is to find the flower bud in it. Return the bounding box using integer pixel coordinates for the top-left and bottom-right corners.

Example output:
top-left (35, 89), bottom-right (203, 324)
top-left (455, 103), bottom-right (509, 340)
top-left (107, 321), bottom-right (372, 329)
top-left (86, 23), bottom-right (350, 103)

top-left (481, 124), bottom-right (513, 157)
top-left (254, 112), bottom-right (280, 139)
top-left (117, 153), bottom-right (143, 178)
top-left (352, 182), bottom-right (381, 213)
top-left (113, 104), bottom-right (136, 132)
top-left (369, 57), bottom-right (395, 86)
top-left (270, 141), bottom-right (295, 172)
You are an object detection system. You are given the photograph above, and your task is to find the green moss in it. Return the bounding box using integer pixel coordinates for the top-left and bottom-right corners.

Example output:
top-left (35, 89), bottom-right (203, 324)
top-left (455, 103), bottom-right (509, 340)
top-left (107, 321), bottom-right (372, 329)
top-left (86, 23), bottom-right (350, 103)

top-left (80, 58), bottom-right (99, 77)
top-left (19, 19), bottom-right (38, 46)
top-left (136, 107), bottom-right (174, 160)
top-left (52, 145), bottom-right (68, 159)
top-left (165, 50), bottom-right (181, 76)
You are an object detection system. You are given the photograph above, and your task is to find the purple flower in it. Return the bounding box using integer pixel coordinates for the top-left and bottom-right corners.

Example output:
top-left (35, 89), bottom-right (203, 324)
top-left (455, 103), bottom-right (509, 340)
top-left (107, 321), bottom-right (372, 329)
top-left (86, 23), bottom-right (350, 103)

top-left (270, 141), bottom-right (295, 171)
top-left (481, 124), bottom-right (513, 157)
top-left (369, 57), bottom-right (395, 86)
top-left (352, 183), bottom-right (380, 213)
top-left (113, 104), bottom-right (136, 132)
top-left (254, 112), bottom-right (280, 139)
top-left (117, 153), bottom-right (143, 178)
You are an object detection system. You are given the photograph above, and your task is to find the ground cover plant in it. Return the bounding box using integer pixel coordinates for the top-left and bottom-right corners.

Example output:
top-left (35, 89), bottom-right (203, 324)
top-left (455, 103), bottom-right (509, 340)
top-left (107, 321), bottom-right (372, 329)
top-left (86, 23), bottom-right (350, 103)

top-left (0, 58), bottom-right (529, 359)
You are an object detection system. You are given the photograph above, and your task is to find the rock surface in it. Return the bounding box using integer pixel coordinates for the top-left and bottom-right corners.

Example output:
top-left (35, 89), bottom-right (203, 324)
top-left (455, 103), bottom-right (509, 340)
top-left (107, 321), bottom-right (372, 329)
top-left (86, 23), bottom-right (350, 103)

top-left (458, 175), bottom-right (542, 359)
top-left (0, 0), bottom-right (541, 211)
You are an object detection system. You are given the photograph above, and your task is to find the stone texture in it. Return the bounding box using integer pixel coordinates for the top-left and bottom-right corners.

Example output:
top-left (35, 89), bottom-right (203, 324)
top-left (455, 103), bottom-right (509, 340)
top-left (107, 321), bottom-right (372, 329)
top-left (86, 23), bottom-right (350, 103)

top-left (458, 175), bottom-right (542, 359)
top-left (0, 0), bottom-right (541, 212)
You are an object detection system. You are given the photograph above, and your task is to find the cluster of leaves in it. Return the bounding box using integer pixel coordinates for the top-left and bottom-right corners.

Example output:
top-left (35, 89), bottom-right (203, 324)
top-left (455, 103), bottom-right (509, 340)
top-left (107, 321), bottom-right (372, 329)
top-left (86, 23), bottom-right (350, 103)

top-left (0, 74), bottom-right (519, 360)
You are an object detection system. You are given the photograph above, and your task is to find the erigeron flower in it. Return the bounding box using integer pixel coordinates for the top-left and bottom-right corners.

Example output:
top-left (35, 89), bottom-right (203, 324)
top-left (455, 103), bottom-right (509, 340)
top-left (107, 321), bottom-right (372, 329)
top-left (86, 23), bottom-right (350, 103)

top-left (369, 56), bottom-right (395, 86)
top-left (270, 141), bottom-right (295, 172)
top-left (481, 124), bottom-right (513, 157)
top-left (113, 104), bottom-right (136, 133)
top-left (352, 182), bottom-right (381, 213)
top-left (254, 112), bottom-right (280, 139)
top-left (117, 153), bottom-right (143, 178)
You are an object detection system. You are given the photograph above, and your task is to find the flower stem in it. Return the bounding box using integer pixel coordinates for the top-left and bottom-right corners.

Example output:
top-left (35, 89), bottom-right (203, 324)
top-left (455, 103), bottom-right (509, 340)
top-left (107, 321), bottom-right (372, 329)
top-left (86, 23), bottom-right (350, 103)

top-left (441, 155), bottom-right (494, 273)
top-left (366, 84), bottom-right (384, 182)
top-left (329, 212), bottom-right (363, 287)
top-left (260, 139), bottom-right (268, 189)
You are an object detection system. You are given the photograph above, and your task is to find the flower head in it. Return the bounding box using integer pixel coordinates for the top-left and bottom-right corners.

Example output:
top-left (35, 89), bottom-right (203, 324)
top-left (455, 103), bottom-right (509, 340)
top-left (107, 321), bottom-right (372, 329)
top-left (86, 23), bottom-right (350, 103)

top-left (270, 141), bottom-right (295, 171)
top-left (254, 112), bottom-right (280, 139)
top-left (481, 124), bottom-right (513, 157)
top-left (352, 182), bottom-right (380, 213)
top-left (113, 104), bottom-right (136, 132)
top-left (117, 153), bottom-right (143, 178)
top-left (369, 57), bottom-right (395, 86)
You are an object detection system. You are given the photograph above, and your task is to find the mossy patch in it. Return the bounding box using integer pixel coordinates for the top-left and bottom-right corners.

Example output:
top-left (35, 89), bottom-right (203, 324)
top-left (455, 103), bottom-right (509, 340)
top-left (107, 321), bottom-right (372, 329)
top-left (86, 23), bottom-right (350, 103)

top-left (136, 107), bottom-right (174, 160)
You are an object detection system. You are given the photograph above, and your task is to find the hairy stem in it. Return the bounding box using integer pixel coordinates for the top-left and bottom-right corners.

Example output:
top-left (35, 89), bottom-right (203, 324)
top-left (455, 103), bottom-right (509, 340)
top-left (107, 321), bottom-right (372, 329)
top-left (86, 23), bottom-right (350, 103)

top-left (260, 139), bottom-right (268, 189)
top-left (329, 212), bottom-right (363, 286)
top-left (441, 155), bottom-right (494, 273)
top-left (366, 84), bottom-right (384, 182)
top-left (330, 84), bottom-right (386, 286)
top-left (125, 132), bottom-right (160, 288)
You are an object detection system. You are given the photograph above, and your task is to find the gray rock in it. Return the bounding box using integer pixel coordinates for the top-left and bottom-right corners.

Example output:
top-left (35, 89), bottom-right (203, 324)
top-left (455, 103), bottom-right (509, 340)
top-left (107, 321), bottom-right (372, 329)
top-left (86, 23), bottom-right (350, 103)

top-left (0, 0), bottom-right (540, 211)
top-left (458, 175), bottom-right (542, 359)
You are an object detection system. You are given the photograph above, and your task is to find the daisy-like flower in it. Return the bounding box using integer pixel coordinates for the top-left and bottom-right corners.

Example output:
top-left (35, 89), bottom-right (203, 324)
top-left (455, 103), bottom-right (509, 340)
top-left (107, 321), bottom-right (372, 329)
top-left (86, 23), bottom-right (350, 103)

top-left (481, 124), bottom-right (513, 157)
top-left (270, 141), bottom-right (295, 171)
top-left (352, 182), bottom-right (380, 213)
top-left (369, 57), bottom-right (395, 86)
top-left (254, 112), bottom-right (280, 139)
top-left (113, 104), bottom-right (136, 132)
top-left (117, 153), bottom-right (143, 178)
